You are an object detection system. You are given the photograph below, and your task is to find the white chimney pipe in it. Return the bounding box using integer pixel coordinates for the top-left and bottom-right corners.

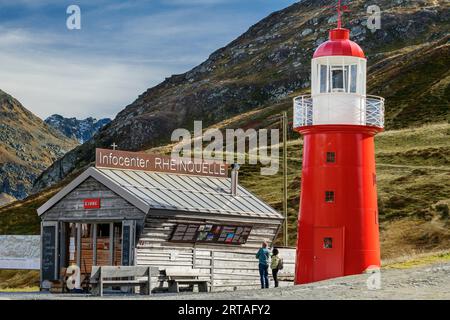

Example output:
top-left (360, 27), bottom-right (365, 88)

top-left (231, 163), bottom-right (240, 196)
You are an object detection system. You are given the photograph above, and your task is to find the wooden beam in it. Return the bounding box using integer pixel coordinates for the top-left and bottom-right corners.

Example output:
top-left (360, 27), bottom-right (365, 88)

top-left (76, 223), bottom-right (81, 267)
top-left (211, 251), bottom-right (215, 292)
top-left (109, 223), bottom-right (114, 265)
top-left (93, 223), bottom-right (97, 266)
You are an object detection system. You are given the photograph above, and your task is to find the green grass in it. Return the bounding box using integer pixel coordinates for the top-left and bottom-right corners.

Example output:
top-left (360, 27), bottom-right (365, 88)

top-left (0, 191), bottom-right (51, 235)
top-left (384, 251), bottom-right (450, 269)
top-left (0, 287), bottom-right (40, 293)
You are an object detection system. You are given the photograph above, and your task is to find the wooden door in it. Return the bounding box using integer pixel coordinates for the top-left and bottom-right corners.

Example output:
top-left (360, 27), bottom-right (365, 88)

top-left (313, 227), bottom-right (344, 282)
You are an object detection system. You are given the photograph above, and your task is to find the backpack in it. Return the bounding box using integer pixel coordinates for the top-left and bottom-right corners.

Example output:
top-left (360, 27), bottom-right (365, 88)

top-left (278, 258), bottom-right (284, 270)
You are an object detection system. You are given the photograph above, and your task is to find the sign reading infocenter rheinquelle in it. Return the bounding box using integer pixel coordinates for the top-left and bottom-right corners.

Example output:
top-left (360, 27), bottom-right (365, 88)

top-left (95, 148), bottom-right (228, 177)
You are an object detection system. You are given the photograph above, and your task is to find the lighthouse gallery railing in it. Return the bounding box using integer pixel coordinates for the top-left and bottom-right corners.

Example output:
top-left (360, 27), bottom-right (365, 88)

top-left (293, 95), bottom-right (385, 129)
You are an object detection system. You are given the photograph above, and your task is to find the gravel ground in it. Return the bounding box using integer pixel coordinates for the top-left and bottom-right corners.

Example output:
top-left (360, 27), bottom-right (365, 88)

top-left (1, 262), bottom-right (449, 300)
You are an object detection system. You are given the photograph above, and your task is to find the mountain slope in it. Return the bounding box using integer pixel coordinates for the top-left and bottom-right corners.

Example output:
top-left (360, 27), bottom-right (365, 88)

top-left (33, 0), bottom-right (449, 192)
top-left (45, 115), bottom-right (111, 144)
top-left (0, 90), bottom-right (78, 199)
top-left (0, 193), bottom-right (16, 207)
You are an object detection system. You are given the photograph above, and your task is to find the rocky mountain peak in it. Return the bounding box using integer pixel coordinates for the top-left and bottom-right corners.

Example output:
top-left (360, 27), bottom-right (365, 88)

top-left (45, 114), bottom-right (111, 144)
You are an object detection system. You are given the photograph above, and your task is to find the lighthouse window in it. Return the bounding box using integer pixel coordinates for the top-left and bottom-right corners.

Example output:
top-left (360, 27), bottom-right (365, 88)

top-left (324, 237), bottom-right (333, 249)
top-left (320, 65), bottom-right (328, 93)
top-left (326, 152), bottom-right (336, 163)
top-left (350, 65), bottom-right (358, 93)
top-left (325, 191), bottom-right (335, 203)
top-left (331, 66), bottom-right (349, 93)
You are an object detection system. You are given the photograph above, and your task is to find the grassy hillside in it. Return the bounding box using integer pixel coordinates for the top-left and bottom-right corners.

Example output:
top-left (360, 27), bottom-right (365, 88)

top-left (0, 169), bottom-right (83, 234)
top-left (2, 119), bottom-right (449, 260)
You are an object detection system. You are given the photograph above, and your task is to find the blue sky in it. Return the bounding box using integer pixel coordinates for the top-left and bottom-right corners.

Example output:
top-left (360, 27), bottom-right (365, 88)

top-left (0, 0), bottom-right (297, 119)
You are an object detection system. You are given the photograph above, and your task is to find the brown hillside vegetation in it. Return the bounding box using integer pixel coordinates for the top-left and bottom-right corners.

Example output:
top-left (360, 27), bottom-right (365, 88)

top-left (0, 193), bottom-right (16, 207)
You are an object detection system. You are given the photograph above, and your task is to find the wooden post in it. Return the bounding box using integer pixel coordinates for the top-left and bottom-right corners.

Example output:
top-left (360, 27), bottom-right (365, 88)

top-left (93, 223), bottom-right (97, 266)
top-left (76, 223), bottom-right (81, 267)
top-left (193, 245), bottom-right (197, 269)
top-left (109, 223), bottom-right (114, 265)
top-left (211, 251), bottom-right (215, 292)
top-left (147, 267), bottom-right (152, 295)
top-left (282, 111), bottom-right (289, 246)
top-left (99, 268), bottom-right (103, 297)
top-left (58, 222), bottom-right (65, 277)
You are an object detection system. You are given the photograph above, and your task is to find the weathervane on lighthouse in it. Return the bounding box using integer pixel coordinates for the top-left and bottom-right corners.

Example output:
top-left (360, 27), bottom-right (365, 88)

top-left (293, 0), bottom-right (385, 284)
top-left (335, 0), bottom-right (350, 29)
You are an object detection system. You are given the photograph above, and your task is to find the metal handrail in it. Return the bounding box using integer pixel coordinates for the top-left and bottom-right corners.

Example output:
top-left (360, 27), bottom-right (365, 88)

top-left (365, 95), bottom-right (385, 128)
top-left (293, 95), bottom-right (313, 128)
top-left (293, 94), bottom-right (385, 129)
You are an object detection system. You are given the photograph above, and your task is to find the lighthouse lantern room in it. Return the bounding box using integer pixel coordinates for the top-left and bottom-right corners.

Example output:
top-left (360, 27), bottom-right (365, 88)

top-left (293, 2), bottom-right (385, 284)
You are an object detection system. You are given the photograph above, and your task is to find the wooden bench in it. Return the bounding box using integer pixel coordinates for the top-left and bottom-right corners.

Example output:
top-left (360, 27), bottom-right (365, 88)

top-left (90, 266), bottom-right (158, 296)
top-left (162, 269), bottom-right (209, 293)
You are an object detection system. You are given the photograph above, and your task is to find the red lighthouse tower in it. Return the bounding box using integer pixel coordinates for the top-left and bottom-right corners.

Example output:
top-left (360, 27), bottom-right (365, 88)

top-left (293, 5), bottom-right (385, 284)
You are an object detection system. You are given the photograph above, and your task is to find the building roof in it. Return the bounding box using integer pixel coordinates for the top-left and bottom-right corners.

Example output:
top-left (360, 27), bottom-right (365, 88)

top-left (37, 167), bottom-right (283, 220)
top-left (313, 28), bottom-right (365, 59)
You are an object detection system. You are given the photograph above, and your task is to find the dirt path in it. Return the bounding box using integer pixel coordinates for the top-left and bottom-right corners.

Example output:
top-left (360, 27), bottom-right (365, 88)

top-left (167, 262), bottom-right (450, 300)
top-left (1, 261), bottom-right (449, 300)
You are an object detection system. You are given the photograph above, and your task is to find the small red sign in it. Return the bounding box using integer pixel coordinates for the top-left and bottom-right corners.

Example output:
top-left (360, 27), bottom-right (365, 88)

top-left (84, 198), bottom-right (101, 209)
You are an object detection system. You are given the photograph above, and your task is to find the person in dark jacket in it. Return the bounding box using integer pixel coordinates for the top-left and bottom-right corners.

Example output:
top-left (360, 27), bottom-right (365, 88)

top-left (256, 241), bottom-right (270, 289)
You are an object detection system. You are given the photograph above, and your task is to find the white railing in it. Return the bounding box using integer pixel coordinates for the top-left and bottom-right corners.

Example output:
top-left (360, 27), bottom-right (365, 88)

top-left (293, 94), bottom-right (385, 129)
top-left (293, 95), bottom-right (313, 128)
top-left (365, 95), bottom-right (385, 128)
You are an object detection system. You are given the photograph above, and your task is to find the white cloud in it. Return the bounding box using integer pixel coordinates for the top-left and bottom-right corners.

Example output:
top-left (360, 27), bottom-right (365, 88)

top-left (0, 7), bottom-right (255, 120)
top-left (0, 49), bottom-right (173, 120)
top-left (0, 1), bottom-right (297, 120)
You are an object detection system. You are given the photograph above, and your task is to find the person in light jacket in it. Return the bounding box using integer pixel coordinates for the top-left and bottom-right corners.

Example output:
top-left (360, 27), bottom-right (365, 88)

top-left (270, 248), bottom-right (282, 288)
top-left (256, 241), bottom-right (270, 289)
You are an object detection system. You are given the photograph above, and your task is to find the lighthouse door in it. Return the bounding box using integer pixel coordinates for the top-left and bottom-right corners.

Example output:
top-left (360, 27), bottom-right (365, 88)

top-left (313, 227), bottom-right (344, 282)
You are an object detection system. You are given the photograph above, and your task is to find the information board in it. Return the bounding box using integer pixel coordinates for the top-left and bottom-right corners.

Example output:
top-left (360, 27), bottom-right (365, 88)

top-left (41, 225), bottom-right (57, 281)
top-left (122, 225), bottom-right (131, 266)
top-left (170, 224), bottom-right (252, 245)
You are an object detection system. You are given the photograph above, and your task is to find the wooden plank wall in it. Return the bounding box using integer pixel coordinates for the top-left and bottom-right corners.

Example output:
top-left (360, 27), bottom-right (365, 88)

top-left (42, 177), bottom-right (145, 221)
top-left (136, 214), bottom-right (295, 292)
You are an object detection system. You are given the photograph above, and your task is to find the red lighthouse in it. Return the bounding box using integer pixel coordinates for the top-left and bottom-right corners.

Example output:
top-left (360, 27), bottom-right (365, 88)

top-left (293, 6), bottom-right (385, 284)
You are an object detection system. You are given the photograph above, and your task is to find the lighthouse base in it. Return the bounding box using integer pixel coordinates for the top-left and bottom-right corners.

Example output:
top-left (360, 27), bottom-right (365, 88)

top-left (294, 125), bottom-right (382, 285)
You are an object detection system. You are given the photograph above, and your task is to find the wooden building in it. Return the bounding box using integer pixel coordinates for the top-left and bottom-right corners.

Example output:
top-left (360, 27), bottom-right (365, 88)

top-left (37, 149), bottom-right (292, 292)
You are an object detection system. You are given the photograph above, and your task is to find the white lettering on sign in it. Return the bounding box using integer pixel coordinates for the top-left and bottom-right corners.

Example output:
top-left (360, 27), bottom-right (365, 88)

top-left (83, 198), bottom-right (101, 209)
top-left (95, 149), bottom-right (228, 177)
